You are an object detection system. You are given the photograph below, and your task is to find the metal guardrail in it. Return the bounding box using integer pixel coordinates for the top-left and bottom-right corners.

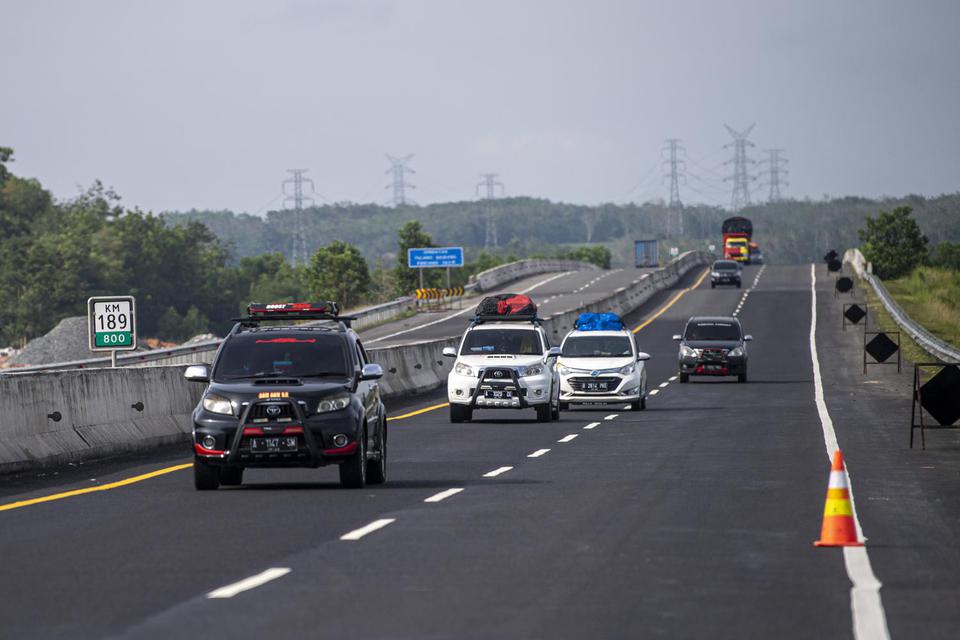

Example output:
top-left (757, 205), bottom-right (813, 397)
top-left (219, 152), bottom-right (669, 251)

top-left (843, 248), bottom-right (960, 363)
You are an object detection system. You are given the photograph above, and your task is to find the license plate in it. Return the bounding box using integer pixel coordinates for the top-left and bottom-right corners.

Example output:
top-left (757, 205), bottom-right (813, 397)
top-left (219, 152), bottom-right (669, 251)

top-left (485, 390), bottom-right (512, 399)
top-left (250, 437), bottom-right (298, 453)
top-left (584, 382), bottom-right (608, 391)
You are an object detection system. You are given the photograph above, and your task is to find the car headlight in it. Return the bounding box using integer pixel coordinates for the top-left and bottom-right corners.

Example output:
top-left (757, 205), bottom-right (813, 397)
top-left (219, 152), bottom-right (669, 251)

top-left (317, 395), bottom-right (351, 414)
top-left (680, 345), bottom-right (700, 358)
top-left (454, 362), bottom-right (475, 377)
top-left (521, 364), bottom-right (544, 377)
top-left (558, 365), bottom-right (572, 375)
top-left (202, 393), bottom-right (234, 416)
top-left (711, 271), bottom-right (720, 277)
top-left (728, 346), bottom-right (745, 357)
top-left (619, 364), bottom-right (636, 375)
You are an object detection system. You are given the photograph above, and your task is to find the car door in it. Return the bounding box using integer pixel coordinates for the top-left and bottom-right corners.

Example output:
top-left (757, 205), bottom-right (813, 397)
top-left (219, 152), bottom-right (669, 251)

top-left (354, 340), bottom-right (380, 444)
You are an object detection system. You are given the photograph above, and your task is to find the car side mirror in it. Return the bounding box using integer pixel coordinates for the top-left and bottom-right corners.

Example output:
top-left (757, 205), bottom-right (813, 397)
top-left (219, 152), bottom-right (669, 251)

top-left (184, 364), bottom-right (210, 382)
top-left (547, 347), bottom-right (562, 359)
top-left (360, 363), bottom-right (384, 381)
top-left (442, 346), bottom-right (457, 358)
top-left (672, 335), bottom-right (682, 341)
top-left (637, 352), bottom-right (651, 361)
top-left (744, 335), bottom-right (753, 341)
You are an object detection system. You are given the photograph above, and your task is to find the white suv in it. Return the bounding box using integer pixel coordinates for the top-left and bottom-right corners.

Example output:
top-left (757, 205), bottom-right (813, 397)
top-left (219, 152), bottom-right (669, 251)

top-left (443, 318), bottom-right (561, 423)
top-left (557, 328), bottom-right (650, 411)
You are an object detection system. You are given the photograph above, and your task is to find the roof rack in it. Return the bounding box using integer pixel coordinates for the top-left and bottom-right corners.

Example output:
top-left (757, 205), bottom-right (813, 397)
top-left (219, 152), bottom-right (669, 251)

top-left (471, 313), bottom-right (541, 326)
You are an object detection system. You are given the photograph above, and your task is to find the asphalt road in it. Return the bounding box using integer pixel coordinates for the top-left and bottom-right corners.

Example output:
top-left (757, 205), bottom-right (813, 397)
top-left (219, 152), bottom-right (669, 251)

top-left (1, 264), bottom-right (957, 639)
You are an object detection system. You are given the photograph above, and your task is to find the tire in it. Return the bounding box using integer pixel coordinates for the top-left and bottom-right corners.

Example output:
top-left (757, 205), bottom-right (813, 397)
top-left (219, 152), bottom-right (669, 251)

top-left (535, 403), bottom-right (552, 423)
top-left (559, 401), bottom-right (570, 412)
top-left (367, 420), bottom-right (387, 485)
top-left (450, 404), bottom-right (472, 423)
top-left (551, 399), bottom-right (560, 421)
top-left (738, 372), bottom-right (748, 383)
top-left (641, 396), bottom-right (646, 410)
top-left (736, 281), bottom-right (741, 289)
top-left (630, 398), bottom-right (642, 411)
top-left (339, 428), bottom-right (367, 489)
top-left (219, 466), bottom-right (243, 486)
top-left (680, 372), bottom-right (689, 383)
top-left (194, 460), bottom-right (220, 491)
top-left (711, 282), bottom-right (715, 289)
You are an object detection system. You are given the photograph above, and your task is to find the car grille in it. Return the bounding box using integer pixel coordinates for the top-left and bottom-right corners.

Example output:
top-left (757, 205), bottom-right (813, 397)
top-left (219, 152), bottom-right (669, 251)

top-left (248, 402), bottom-right (295, 421)
top-left (700, 348), bottom-right (728, 362)
top-left (481, 368), bottom-right (517, 381)
top-left (568, 376), bottom-right (620, 392)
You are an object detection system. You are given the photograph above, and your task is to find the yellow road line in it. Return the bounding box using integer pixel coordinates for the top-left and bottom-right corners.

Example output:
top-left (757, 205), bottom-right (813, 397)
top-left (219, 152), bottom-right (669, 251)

top-left (632, 267), bottom-right (710, 334)
top-left (0, 462), bottom-right (192, 513)
top-left (387, 402), bottom-right (449, 421)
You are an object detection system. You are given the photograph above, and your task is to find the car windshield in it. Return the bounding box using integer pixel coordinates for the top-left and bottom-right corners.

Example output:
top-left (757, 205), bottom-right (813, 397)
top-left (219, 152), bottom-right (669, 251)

top-left (685, 321), bottom-right (741, 341)
top-left (714, 262), bottom-right (738, 271)
top-left (460, 329), bottom-right (542, 355)
top-left (213, 332), bottom-right (349, 380)
top-left (562, 336), bottom-right (633, 358)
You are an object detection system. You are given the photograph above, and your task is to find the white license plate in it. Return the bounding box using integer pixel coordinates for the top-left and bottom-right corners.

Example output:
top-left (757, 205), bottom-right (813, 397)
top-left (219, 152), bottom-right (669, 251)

top-left (485, 390), bottom-right (512, 399)
top-left (250, 437), bottom-right (298, 453)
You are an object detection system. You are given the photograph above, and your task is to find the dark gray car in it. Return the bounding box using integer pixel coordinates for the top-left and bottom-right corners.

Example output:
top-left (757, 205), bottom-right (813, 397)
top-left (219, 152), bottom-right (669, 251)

top-left (710, 260), bottom-right (742, 288)
top-left (673, 316), bottom-right (752, 383)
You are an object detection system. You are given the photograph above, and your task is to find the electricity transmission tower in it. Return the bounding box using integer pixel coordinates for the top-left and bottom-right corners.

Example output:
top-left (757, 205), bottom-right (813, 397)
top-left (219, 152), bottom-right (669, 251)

top-left (282, 169), bottom-right (315, 266)
top-left (476, 173), bottom-right (504, 248)
top-left (385, 154), bottom-right (416, 206)
top-left (758, 148), bottom-right (789, 202)
top-left (662, 138), bottom-right (686, 235)
top-left (723, 124), bottom-right (756, 211)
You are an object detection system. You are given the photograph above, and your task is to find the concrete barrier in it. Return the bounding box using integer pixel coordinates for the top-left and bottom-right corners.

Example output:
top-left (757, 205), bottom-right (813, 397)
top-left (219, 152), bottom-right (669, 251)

top-left (0, 252), bottom-right (710, 473)
top-left (470, 259), bottom-right (598, 292)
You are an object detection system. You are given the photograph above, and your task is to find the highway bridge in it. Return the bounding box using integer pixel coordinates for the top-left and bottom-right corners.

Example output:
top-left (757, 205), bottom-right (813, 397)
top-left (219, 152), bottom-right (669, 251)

top-left (1, 264), bottom-right (958, 639)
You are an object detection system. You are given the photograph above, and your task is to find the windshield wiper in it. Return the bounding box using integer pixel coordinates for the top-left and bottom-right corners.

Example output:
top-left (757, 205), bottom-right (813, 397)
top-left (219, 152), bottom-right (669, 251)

top-left (222, 371), bottom-right (295, 380)
top-left (299, 372), bottom-right (347, 378)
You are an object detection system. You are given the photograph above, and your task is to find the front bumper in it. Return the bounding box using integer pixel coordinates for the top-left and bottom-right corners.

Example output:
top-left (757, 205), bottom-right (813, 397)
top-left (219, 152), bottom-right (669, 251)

top-left (679, 356), bottom-right (746, 376)
top-left (447, 371), bottom-right (552, 408)
top-left (192, 400), bottom-right (363, 468)
top-left (711, 276), bottom-right (741, 285)
top-left (559, 372), bottom-right (642, 403)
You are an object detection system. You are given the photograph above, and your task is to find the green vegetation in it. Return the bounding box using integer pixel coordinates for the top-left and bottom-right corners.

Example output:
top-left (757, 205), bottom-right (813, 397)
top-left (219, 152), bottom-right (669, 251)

top-left (307, 240), bottom-right (371, 309)
top-left (883, 267), bottom-right (960, 349)
top-left (858, 206), bottom-right (928, 279)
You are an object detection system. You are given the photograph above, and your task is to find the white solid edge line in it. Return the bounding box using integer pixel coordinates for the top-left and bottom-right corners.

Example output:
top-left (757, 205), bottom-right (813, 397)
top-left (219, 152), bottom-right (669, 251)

top-left (809, 264), bottom-right (890, 640)
top-left (207, 568), bottom-right (291, 599)
top-left (483, 466), bottom-right (513, 478)
top-left (604, 414), bottom-right (618, 420)
top-left (558, 434), bottom-right (578, 443)
top-left (583, 422), bottom-right (600, 429)
top-left (528, 448), bottom-right (551, 458)
top-left (340, 518), bottom-right (396, 541)
top-left (424, 488), bottom-right (464, 503)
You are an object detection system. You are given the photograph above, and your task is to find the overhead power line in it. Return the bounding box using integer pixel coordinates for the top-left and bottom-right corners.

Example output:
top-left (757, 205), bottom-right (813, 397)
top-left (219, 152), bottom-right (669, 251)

top-left (758, 148), bottom-right (789, 202)
top-left (723, 123), bottom-right (756, 212)
top-left (476, 173), bottom-right (504, 248)
top-left (661, 138), bottom-right (686, 235)
top-left (282, 169), bottom-right (315, 266)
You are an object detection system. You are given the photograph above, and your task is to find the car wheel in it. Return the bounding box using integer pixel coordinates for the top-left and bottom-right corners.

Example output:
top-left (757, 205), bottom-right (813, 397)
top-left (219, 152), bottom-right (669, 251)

top-left (736, 281), bottom-right (742, 289)
top-left (680, 372), bottom-right (689, 383)
top-left (559, 401), bottom-right (570, 412)
top-left (738, 372), bottom-right (748, 383)
top-left (551, 399), bottom-right (560, 421)
top-left (339, 428), bottom-right (367, 489)
top-left (194, 460), bottom-right (220, 491)
top-left (535, 403), bottom-right (552, 422)
top-left (219, 466), bottom-right (243, 486)
top-left (367, 420), bottom-right (387, 485)
top-left (450, 404), bottom-right (472, 423)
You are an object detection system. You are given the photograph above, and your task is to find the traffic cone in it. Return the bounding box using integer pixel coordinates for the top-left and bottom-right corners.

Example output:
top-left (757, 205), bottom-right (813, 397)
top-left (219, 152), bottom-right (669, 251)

top-left (814, 449), bottom-right (864, 547)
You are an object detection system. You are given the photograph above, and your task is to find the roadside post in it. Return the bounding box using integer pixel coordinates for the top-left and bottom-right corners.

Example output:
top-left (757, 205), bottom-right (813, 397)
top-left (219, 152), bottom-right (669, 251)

top-left (87, 296), bottom-right (137, 368)
top-left (408, 247), bottom-right (464, 310)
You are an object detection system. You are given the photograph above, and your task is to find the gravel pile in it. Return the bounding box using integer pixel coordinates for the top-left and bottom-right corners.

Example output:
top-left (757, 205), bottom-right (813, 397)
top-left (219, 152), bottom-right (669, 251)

top-left (7, 317), bottom-right (95, 366)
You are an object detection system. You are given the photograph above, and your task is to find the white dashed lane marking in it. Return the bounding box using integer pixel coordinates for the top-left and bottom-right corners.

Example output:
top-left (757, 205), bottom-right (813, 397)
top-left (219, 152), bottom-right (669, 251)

top-left (483, 466), bottom-right (513, 478)
top-left (659, 381), bottom-right (669, 388)
top-left (583, 422), bottom-right (600, 429)
top-left (558, 434), bottom-right (578, 443)
top-left (340, 518), bottom-right (396, 541)
top-left (604, 414), bottom-right (619, 421)
top-left (424, 488), bottom-right (464, 503)
top-left (528, 449), bottom-right (551, 458)
top-left (207, 568), bottom-right (291, 599)
top-left (669, 375), bottom-right (678, 381)
top-left (648, 389), bottom-right (659, 395)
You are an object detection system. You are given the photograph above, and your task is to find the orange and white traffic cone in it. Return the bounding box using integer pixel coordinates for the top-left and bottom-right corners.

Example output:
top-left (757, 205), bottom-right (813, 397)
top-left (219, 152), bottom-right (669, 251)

top-left (814, 449), bottom-right (864, 547)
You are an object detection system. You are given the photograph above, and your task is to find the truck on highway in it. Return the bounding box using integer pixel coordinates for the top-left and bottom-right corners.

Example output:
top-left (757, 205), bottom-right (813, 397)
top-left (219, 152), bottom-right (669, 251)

top-left (722, 216), bottom-right (753, 263)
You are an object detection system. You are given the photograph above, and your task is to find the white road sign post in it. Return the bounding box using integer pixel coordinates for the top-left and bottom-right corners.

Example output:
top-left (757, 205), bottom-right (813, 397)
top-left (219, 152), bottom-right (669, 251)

top-left (87, 296), bottom-right (137, 368)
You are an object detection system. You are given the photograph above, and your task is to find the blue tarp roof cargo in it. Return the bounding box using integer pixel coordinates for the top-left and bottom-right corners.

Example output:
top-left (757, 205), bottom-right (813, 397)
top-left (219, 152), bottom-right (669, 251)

top-left (575, 312), bottom-right (624, 331)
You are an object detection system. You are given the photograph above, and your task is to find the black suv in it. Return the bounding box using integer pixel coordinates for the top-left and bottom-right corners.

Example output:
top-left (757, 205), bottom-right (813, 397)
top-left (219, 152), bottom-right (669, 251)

top-left (710, 260), bottom-right (742, 288)
top-left (185, 302), bottom-right (387, 490)
top-left (673, 316), bottom-right (752, 383)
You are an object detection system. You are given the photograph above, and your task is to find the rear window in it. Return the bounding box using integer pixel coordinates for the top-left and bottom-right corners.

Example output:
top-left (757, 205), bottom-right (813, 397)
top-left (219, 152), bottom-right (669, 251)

top-left (562, 336), bottom-right (633, 358)
top-left (213, 332), bottom-right (349, 381)
top-left (460, 329), bottom-right (543, 356)
top-left (684, 321), bottom-right (741, 341)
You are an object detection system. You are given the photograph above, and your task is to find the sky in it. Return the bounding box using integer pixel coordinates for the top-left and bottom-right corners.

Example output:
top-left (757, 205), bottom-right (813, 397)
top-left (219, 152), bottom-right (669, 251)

top-left (3, 0), bottom-right (959, 214)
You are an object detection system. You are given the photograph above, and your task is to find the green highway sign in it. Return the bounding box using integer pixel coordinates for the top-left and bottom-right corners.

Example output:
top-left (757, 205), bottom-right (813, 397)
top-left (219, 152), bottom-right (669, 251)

top-left (88, 296), bottom-right (137, 354)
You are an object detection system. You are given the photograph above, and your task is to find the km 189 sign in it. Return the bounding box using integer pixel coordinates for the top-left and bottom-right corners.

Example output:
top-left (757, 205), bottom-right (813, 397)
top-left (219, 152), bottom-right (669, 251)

top-left (88, 296), bottom-right (137, 352)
